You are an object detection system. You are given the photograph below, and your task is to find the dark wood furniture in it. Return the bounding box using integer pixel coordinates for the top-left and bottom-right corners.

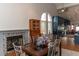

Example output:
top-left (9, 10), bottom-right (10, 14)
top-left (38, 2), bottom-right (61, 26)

top-left (22, 44), bottom-right (48, 56)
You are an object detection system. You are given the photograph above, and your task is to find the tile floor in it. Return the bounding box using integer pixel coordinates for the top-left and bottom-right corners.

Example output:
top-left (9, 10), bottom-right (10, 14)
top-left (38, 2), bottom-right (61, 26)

top-left (62, 48), bottom-right (79, 56)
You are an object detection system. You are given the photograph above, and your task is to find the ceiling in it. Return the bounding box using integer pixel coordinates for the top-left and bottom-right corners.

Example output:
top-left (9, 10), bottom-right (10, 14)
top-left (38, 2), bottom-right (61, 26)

top-left (55, 3), bottom-right (79, 9)
top-left (55, 3), bottom-right (79, 24)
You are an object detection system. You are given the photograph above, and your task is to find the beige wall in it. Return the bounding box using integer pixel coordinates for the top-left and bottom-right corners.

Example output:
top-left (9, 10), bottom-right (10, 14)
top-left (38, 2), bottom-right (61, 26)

top-left (0, 3), bottom-right (57, 30)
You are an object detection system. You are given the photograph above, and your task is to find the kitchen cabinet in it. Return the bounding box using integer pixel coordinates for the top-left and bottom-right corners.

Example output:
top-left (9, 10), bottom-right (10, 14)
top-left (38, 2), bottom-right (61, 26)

top-left (52, 16), bottom-right (70, 36)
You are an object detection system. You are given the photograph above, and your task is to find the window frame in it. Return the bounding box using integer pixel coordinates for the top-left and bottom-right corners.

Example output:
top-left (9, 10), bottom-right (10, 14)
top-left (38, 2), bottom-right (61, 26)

top-left (41, 12), bottom-right (52, 34)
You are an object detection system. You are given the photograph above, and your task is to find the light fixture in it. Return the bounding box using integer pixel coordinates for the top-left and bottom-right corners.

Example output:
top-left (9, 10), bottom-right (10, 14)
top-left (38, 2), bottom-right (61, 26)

top-left (57, 7), bottom-right (68, 14)
top-left (61, 8), bottom-right (65, 12)
top-left (57, 8), bottom-right (65, 14)
top-left (57, 3), bottom-right (68, 14)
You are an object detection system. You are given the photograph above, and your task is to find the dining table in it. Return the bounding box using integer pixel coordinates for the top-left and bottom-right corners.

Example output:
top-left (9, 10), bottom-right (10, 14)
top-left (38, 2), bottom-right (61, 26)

top-left (22, 43), bottom-right (48, 56)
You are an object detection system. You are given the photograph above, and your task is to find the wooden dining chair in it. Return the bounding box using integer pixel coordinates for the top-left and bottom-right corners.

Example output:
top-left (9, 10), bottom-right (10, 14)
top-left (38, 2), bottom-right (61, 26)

top-left (48, 39), bottom-right (60, 56)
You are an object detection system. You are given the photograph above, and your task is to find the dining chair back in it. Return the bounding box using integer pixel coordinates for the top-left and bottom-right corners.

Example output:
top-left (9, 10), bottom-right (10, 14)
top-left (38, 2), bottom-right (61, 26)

top-left (12, 43), bottom-right (25, 56)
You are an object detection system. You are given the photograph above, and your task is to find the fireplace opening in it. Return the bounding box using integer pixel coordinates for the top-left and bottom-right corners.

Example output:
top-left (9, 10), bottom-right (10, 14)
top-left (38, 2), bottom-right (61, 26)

top-left (7, 35), bottom-right (23, 51)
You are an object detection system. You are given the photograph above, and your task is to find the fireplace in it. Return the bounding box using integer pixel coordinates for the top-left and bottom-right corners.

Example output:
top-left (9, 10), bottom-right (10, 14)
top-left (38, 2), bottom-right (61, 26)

top-left (7, 35), bottom-right (23, 51)
top-left (0, 30), bottom-right (29, 56)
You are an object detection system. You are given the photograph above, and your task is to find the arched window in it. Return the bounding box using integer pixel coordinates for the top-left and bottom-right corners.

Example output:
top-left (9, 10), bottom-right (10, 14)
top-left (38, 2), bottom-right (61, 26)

top-left (41, 13), bottom-right (47, 34)
top-left (48, 14), bottom-right (52, 34)
top-left (41, 12), bottom-right (52, 34)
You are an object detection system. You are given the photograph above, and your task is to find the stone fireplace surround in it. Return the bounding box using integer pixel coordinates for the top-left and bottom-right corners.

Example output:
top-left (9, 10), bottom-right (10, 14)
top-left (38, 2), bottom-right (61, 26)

top-left (0, 29), bottom-right (29, 56)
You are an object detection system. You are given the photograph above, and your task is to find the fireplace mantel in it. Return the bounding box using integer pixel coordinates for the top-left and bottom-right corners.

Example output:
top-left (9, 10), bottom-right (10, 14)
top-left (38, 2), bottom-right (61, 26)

top-left (0, 29), bottom-right (29, 56)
